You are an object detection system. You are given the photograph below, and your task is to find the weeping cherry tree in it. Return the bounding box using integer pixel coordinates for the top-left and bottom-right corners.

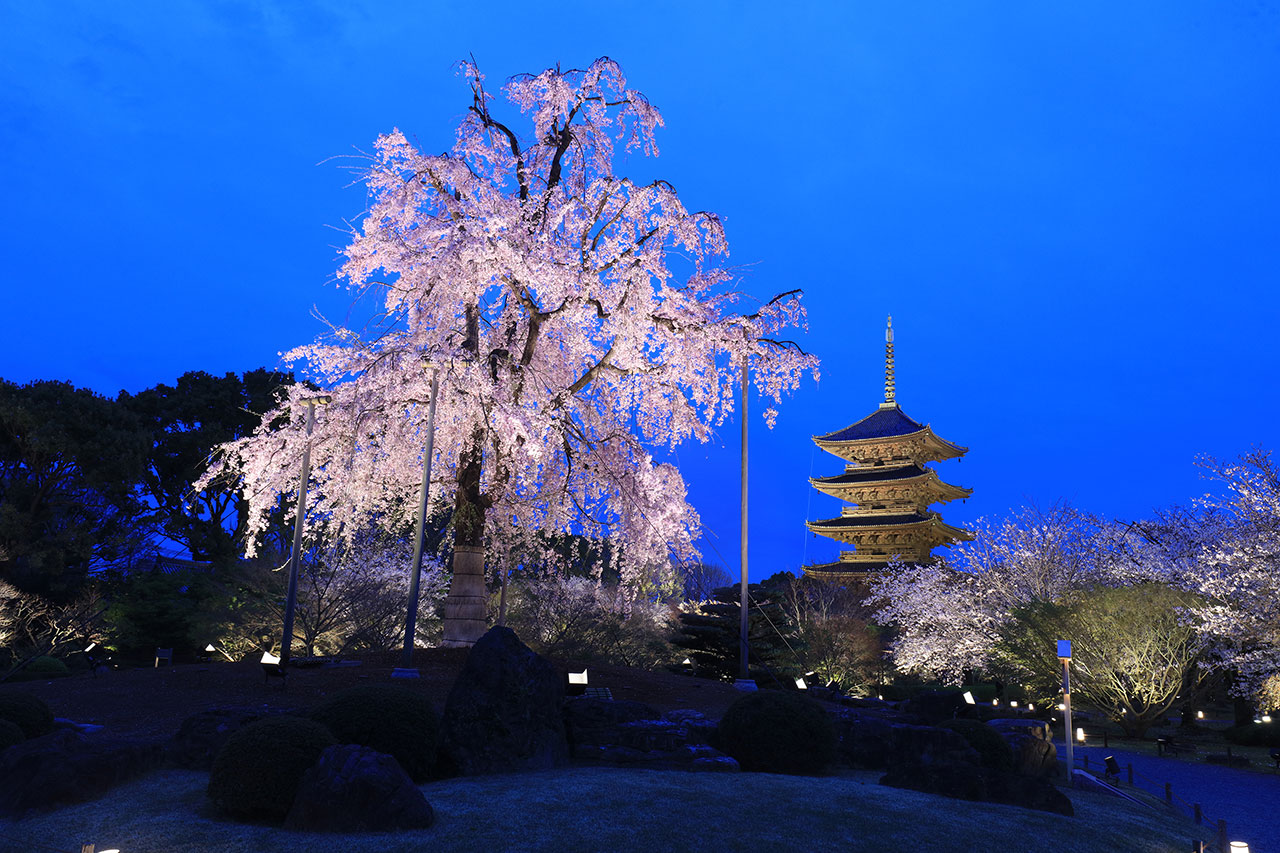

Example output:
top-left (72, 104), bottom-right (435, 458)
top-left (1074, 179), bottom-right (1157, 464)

top-left (201, 57), bottom-right (817, 646)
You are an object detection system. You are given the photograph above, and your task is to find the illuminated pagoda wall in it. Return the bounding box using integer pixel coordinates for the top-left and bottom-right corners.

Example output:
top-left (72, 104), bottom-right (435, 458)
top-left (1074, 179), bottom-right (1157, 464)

top-left (804, 316), bottom-right (973, 580)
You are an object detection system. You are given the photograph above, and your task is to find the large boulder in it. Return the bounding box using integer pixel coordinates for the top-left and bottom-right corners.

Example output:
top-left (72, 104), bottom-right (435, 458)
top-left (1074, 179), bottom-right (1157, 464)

top-left (1006, 733), bottom-right (1058, 777)
top-left (987, 771), bottom-right (1074, 815)
top-left (168, 708), bottom-right (267, 770)
top-left (284, 745), bottom-right (435, 832)
top-left (834, 707), bottom-right (1073, 816)
top-left (880, 756), bottom-right (1073, 816)
top-left (439, 626), bottom-right (569, 775)
top-left (986, 719), bottom-right (1057, 777)
top-left (881, 757), bottom-right (988, 801)
top-left (0, 729), bottom-right (164, 817)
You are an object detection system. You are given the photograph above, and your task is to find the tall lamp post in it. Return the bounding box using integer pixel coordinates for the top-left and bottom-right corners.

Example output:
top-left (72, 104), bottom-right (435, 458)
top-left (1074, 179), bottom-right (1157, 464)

top-left (280, 394), bottom-right (331, 670)
top-left (393, 367), bottom-right (440, 679)
top-left (1058, 639), bottom-right (1074, 785)
top-left (736, 359), bottom-right (755, 690)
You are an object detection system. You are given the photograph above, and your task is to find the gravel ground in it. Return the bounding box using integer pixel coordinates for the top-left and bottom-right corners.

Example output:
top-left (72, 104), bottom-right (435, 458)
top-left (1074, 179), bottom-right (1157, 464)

top-left (1061, 740), bottom-right (1280, 851)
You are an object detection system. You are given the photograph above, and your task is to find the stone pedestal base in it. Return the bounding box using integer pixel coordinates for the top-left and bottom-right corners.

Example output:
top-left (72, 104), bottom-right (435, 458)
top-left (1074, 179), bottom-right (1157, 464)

top-left (442, 545), bottom-right (488, 648)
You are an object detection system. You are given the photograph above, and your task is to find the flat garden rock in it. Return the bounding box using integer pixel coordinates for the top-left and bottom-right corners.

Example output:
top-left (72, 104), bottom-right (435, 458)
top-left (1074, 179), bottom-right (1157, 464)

top-left (830, 709), bottom-right (977, 770)
top-left (572, 741), bottom-right (739, 771)
top-left (563, 697), bottom-right (662, 748)
top-left (562, 698), bottom-right (734, 772)
top-left (285, 744), bottom-right (434, 832)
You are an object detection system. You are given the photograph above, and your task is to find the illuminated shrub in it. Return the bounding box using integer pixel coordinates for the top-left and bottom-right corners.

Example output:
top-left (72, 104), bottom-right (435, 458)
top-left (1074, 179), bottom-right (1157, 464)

top-left (207, 716), bottom-right (335, 821)
top-left (7, 656), bottom-right (71, 682)
top-left (716, 690), bottom-right (836, 774)
top-left (309, 684), bottom-right (440, 782)
top-left (0, 692), bottom-right (54, 738)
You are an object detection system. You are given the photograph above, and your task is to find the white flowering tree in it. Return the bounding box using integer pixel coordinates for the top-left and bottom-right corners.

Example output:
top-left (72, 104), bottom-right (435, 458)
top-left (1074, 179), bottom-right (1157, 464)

top-left (869, 560), bottom-right (996, 684)
top-left (1190, 450), bottom-right (1280, 704)
top-left (868, 504), bottom-right (1107, 683)
top-left (202, 58), bottom-right (816, 645)
top-left (870, 502), bottom-right (1223, 728)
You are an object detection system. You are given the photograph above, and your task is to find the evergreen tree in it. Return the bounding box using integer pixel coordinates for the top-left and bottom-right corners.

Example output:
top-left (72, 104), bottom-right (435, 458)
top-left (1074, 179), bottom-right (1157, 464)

top-left (670, 583), bottom-right (800, 684)
top-left (0, 379), bottom-right (149, 601)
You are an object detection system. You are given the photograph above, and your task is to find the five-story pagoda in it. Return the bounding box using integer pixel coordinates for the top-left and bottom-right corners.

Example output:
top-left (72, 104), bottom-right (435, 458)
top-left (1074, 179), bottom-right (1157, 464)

top-left (804, 317), bottom-right (972, 580)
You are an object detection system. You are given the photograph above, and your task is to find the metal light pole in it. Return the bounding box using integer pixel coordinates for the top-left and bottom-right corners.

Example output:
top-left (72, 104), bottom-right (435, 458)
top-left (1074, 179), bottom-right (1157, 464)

top-left (736, 359), bottom-right (755, 690)
top-left (1058, 639), bottom-right (1074, 785)
top-left (394, 368), bottom-right (440, 678)
top-left (280, 395), bottom-right (330, 670)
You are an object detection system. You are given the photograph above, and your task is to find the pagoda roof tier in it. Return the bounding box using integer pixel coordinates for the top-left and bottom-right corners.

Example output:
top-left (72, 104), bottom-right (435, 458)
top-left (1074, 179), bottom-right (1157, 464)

top-left (806, 512), bottom-right (974, 548)
top-left (813, 405), bottom-right (966, 465)
top-left (810, 465), bottom-right (972, 505)
top-left (802, 554), bottom-right (946, 581)
top-left (817, 406), bottom-right (925, 442)
top-left (802, 561), bottom-right (888, 581)
top-left (818, 462), bottom-right (928, 482)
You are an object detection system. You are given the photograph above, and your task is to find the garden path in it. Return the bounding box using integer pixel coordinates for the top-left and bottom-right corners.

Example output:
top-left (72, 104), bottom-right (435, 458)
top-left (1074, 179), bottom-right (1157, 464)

top-left (1062, 740), bottom-right (1280, 851)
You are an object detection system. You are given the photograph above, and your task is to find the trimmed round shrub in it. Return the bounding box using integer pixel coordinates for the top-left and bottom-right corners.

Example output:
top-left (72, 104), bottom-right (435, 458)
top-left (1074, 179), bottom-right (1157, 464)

top-left (208, 716), bottom-right (336, 821)
top-left (309, 684), bottom-right (440, 782)
top-left (0, 718), bottom-right (26, 750)
top-left (1224, 722), bottom-right (1280, 748)
top-left (716, 690), bottom-right (837, 774)
top-left (0, 691), bottom-right (55, 738)
top-left (7, 656), bottom-right (71, 682)
top-left (939, 719), bottom-right (1014, 772)
top-left (27, 655), bottom-right (69, 675)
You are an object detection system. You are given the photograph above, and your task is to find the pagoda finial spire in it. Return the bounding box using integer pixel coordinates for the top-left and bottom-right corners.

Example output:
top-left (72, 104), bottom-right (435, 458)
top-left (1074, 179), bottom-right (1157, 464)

top-left (882, 315), bottom-right (896, 407)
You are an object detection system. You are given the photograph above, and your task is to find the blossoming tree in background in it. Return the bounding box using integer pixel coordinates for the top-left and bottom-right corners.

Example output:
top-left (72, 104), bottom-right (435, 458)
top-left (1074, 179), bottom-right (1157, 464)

top-left (1192, 450), bottom-right (1280, 706)
top-left (868, 504), bottom-right (1108, 683)
top-left (201, 57), bottom-right (816, 645)
top-left (869, 502), bottom-right (1223, 732)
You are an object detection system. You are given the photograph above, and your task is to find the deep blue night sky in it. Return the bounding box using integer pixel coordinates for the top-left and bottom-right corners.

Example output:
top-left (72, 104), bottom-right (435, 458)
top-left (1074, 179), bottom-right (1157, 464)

top-left (3, 2), bottom-right (1278, 579)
